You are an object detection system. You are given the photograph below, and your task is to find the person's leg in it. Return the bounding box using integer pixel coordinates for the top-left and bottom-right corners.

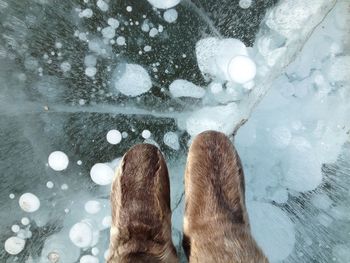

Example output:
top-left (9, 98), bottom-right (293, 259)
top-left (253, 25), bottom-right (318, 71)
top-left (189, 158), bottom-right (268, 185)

top-left (183, 131), bottom-right (268, 263)
top-left (107, 144), bottom-right (179, 263)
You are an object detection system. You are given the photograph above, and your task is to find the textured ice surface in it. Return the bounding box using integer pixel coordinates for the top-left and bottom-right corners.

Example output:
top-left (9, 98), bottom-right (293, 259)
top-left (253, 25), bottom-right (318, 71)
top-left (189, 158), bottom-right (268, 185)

top-left (0, 0), bottom-right (349, 262)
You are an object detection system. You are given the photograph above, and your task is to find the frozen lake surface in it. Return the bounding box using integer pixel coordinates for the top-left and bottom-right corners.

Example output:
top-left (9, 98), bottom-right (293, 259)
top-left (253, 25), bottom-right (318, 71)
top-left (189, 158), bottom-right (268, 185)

top-left (0, 0), bottom-right (349, 262)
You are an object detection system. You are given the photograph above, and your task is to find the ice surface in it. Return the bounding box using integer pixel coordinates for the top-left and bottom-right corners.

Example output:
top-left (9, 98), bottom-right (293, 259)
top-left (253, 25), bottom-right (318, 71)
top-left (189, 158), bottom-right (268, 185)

top-left (248, 201), bottom-right (295, 262)
top-left (0, 0), bottom-right (349, 262)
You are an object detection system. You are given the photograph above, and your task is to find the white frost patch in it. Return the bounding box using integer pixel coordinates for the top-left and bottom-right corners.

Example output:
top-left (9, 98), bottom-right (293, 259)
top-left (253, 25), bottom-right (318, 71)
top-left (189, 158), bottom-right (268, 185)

top-left (90, 163), bottom-right (114, 185)
top-left (19, 193), bottom-right (40, 213)
top-left (113, 63), bottom-right (152, 97)
top-left (327, 56), bottom-right (350, 82)
top-left (185, 103), bottom-right (239, 136)
top-left (163, 131), bottom-right (180, 150)
top-left (163, 9), bottom-right (178, 23)
top-left (48, 151), bottom-right (69, 171)
top-left (169, 79), bottom-right (205, 98)
top-left (106, 130), bottom-right (122, 145)
top-left (209, 81), bottom-right (223, 94)
top-left (282, 137), bottom-right (322, 192)
top-left (248, 201), bottom-right (295, 262)
top-left (333, 244), bottom-right (350, 263)
top-left (4, 237), bottom-right (25, 255)
top-left (147, 0), bottom-right (181, 9)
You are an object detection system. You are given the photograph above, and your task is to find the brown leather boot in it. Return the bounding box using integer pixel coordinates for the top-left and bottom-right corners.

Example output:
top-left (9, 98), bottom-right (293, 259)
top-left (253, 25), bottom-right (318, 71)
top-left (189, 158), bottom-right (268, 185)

top-left (107, 144), bottom-right (179, 263)
top-left (182, 131), bottom-right (268, 263)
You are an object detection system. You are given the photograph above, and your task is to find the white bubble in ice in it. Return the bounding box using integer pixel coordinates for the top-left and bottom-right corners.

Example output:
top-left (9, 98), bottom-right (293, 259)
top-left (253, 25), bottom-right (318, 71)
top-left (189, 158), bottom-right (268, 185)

top-left (19, 193), bottom-right (40, 213)
top-left (90, 163), bottom-right (114, 185)
top-left (142, 129), bottom-right (151, 139)
top-left (163, 131), bottom-right (180, 150)
top-left (84, 55), bottom-right (97, 67)
top-left (85, 67), bottom-right (97, 78)
top-left (61, 184), bottom-right (68, 190)
top-left (122, 132), bottom-right (128, 138)
top-left (79, 8), bottom-right (93, 18)
top-left (91, 247), bottom-right (99, 256)
top-left (47, 251), bottom-right (60, 263)
top-left (97, 0), bottom-right (108, 12)
top-left (169, 79), bottom-right (205, 98)
top-left (228, 55), bottom-right (256, 84)
top-left (239, 0), bottom-right (252, 9)
top-left (248, 201), bottom-right (295, 262)
top-left (80, 255), bottom-right (99, 263)
top-left (4, 237), bottom-right (25, 255)
top-left (104, 250), bottom-right (110, 260)
top-left (46, 181), bottom-right (54, 189)
top-left (48, 151), bottom-right (69, 171)
top-left (116, 36), bottom-right (126, 46)
top-left (69, 222), bottom-right (94, 248)
top-left (9, 193), bottom-right (15, 199)
top-left (113, 64), bottom-right (152, 97)
top-left (41, 234), bottom-right (80, 263)
top-left (141, 22), bottom-right (150, 32)
top-left (108, 18), bottom-right (120, 29)
top-left (147, 0), bottom-right (180, 9)
top-left (163, 9), bottom-right (178, 23)
top-left (102, 216), bottom-right (112, 228)
top-left (11, 225), bottom-right (20, 233)
top-left (126, 6), bottom-right (132, 12)
top-left (21, 217), bottom-right (30, 226)
top-left (149, 28), bottom-right (158, 37)
top-left (106, 130), bottom-right (122, 145)
top-left (85, 200), bottom-right (101, 214)
top-left (60, 61), bottom-right (71, 72)
top-left (101, 26), bottom-right (115, 39)
top-left (144, 45), bottom-right (152, 52)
